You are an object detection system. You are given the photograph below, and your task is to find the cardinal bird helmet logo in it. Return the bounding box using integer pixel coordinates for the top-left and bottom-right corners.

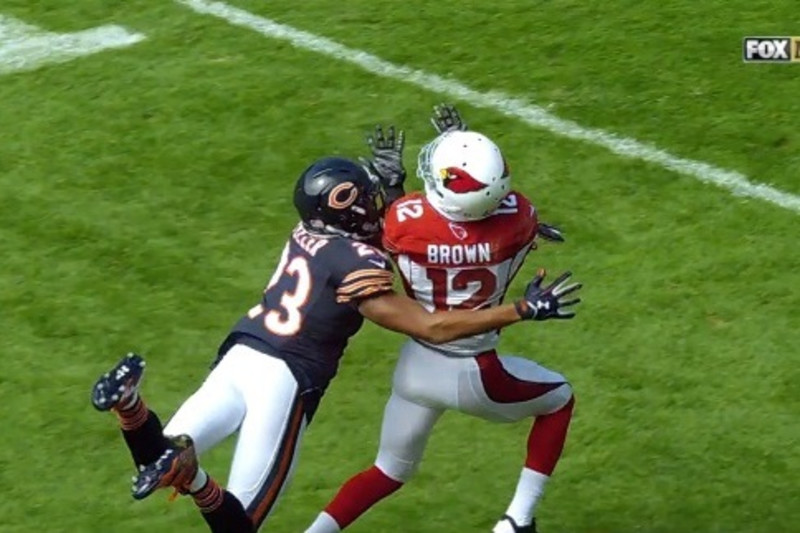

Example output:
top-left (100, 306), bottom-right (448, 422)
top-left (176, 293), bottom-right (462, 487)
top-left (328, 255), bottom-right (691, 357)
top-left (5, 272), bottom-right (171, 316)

top-left (439, 167), bottom-right (489, 194)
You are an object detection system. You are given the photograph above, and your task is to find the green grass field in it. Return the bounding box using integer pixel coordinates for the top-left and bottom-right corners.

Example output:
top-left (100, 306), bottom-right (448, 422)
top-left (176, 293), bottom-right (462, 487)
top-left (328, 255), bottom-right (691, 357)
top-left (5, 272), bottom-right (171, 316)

top-left (1, 1), bottom-right (798, 532)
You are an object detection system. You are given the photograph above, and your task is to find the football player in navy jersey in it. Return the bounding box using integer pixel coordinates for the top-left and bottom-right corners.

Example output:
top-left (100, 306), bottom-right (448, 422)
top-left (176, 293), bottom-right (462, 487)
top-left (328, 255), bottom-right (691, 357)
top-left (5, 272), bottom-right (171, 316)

top-left (91, 128), bottom-right (580, 532)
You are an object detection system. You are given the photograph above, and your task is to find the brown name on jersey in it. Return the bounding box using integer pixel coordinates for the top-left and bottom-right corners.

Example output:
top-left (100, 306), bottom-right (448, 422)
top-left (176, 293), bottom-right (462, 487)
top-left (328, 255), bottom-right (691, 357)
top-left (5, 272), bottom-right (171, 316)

top-left (426, 243), bottom-right (492, 265)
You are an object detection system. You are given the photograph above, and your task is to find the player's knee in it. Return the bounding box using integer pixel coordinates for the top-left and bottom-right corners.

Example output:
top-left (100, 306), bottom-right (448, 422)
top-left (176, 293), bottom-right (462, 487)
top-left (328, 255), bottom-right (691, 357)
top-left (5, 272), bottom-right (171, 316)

top-left (375, 451), bottom-right (418, 483)
top-left (556, 384), bottom-right (575, 413)
top-left (539, 382), bottom-right (573, 417)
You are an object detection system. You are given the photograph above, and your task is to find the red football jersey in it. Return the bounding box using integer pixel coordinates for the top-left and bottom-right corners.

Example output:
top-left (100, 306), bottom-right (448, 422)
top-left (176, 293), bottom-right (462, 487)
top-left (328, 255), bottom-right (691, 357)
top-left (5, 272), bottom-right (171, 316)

top-left (383, 191), bottom-right (538, 355)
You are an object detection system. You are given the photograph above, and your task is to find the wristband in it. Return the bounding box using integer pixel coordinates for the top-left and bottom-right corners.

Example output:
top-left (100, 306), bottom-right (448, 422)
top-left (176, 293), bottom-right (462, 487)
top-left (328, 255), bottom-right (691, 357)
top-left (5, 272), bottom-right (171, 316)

top-left (514, 300), bottom-right (531, 319)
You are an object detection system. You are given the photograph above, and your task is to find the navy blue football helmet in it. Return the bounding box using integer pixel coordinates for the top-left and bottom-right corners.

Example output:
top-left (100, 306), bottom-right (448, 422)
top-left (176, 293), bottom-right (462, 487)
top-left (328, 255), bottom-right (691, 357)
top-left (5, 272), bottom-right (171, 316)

top-left (293, 157), bottom-right (386, 240)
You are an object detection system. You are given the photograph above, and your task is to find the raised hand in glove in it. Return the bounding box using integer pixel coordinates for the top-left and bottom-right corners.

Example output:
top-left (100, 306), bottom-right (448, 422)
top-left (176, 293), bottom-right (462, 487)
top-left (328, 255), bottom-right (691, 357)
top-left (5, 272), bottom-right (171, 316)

top-left (515, 269), bottom-right (582, 321)
top-left (430, 103), bottom-right (468, 134)
top-left (361, 125), bottom-right (406, 189)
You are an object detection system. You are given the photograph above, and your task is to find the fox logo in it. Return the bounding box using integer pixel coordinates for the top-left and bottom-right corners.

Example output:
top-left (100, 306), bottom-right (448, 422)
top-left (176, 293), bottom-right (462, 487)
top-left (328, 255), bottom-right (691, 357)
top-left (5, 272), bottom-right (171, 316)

top-left (439, 167), bottom-right (488, 193)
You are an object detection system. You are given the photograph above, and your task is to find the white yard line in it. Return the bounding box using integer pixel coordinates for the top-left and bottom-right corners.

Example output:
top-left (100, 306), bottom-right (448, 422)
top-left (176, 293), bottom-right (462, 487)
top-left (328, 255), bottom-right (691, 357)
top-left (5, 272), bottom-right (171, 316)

top-left (0, 15), bottom-right (144, 75)
top-left (177, 0), bottom-right (800, 215)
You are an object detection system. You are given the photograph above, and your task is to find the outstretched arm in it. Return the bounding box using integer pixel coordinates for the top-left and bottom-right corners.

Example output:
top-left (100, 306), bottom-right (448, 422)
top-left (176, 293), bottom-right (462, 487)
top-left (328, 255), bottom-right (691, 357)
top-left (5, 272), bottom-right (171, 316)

top-left (359, 270), bottom-right (582, 344)
top-left (359, 291), bottom-right (522, 345)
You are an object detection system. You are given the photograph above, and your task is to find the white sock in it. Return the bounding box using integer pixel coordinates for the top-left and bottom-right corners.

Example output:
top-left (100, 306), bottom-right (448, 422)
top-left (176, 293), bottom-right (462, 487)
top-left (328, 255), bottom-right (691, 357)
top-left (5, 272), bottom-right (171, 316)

top-left (188, 468), bottom-right (208, 493)
top-left (305, 511), bottom-right (342, 533)
top-left (504, 467), bottom-right (549, 526)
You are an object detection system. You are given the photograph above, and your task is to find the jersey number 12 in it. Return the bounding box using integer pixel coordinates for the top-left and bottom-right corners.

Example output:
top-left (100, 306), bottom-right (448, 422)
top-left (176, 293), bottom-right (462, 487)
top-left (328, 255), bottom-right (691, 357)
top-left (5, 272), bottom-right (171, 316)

top-left (426, 267), bottom-right (498, 310)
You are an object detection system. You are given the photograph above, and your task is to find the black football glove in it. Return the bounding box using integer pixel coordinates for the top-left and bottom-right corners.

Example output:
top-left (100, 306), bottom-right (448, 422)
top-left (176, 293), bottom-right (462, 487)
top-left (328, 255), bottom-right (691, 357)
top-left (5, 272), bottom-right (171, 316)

top-left (430, 103), bottom-right (468, 134)
top-left (537, 222), bottom-right (565, 243)
top-left (360, 125), bottom-right (406, 189)
top-left (515, 269), bottom-right (582, 321)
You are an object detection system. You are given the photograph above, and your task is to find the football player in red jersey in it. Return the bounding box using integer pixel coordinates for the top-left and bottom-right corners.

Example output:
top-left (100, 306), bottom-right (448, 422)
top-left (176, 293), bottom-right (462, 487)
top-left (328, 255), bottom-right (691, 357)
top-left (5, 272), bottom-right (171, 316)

top-left (306, 106), bottom-right (578, 533)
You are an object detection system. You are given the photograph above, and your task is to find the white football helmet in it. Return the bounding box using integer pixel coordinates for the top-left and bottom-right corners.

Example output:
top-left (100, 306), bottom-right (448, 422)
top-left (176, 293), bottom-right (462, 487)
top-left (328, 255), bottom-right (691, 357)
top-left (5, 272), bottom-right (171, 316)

top-left (417, 130), bottom-right (510, 221)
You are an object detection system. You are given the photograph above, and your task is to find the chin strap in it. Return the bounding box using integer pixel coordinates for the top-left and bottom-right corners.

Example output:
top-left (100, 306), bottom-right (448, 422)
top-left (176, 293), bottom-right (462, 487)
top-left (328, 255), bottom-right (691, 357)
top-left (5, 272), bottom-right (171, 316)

top-left (303, 221), bottom-right (378, 243)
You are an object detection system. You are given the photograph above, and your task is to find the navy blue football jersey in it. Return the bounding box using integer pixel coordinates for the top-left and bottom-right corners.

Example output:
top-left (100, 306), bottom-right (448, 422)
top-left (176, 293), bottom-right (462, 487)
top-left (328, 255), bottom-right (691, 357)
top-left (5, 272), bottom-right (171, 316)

top-left (218, 223), bottom-right (394, 393)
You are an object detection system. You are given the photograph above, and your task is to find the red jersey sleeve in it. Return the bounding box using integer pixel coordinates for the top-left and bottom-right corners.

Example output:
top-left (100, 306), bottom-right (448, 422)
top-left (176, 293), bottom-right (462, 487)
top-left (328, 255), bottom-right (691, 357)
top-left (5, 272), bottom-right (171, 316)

top-left (382, 192), bottom-right (430, 257)
top-left (510, 192), bottom-right (539, 248)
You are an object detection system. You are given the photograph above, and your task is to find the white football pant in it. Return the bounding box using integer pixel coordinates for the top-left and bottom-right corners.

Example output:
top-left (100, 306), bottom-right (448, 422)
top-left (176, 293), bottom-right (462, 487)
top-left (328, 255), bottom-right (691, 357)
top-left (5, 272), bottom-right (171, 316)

top-left (164, 343), bottom-right (307, 528)
top-left (375, 340), bottom-right (572, 482)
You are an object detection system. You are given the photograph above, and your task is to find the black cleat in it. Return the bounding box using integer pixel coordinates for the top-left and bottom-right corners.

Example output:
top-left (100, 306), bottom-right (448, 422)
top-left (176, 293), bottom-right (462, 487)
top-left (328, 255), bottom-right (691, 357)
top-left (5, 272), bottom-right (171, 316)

top-left (132, 434), bottom-right (198, 500)
top-left (494, 515), bottom-right (538, 533)
top-left (91, 353), bottom-right (146, 411)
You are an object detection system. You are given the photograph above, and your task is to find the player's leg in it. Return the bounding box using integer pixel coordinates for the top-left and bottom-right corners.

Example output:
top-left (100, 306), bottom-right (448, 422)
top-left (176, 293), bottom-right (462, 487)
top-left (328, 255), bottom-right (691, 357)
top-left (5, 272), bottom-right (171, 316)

top-left (91, 353), bottom-right (170, 466)
top-left (307, 340), bottom-right (450, 532)
top-left (133, 345), bottom-right (255, 532)
top-left (463, 352), bottom-right (574, 533)
top-left (133, 432), bottom-right (254, 533)
top-left (224, 347), bottom-right (311, 531)
top-left (496, 394), bottom-right (574, 533)
top-left (162, 348), bottom-right (247, 455)
top-left (306, 391), bottom-right (443, 533)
